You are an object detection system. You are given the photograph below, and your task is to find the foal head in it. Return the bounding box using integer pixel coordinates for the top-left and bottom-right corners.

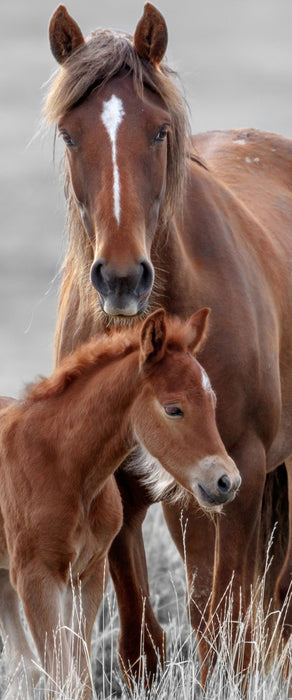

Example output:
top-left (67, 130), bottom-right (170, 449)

top-left (46, 4), bottom-right (189, 319)
top-left (136, 308), bottom-right (241, 509)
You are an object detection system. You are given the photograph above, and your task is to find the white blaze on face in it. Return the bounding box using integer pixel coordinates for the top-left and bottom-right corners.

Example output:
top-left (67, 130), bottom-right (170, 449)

top-left (201, 367), bottom-right (213, 394)
top-left (201, 367), bottom-right (217, 407)
top-left (101, 95), bottom-right (125, 225)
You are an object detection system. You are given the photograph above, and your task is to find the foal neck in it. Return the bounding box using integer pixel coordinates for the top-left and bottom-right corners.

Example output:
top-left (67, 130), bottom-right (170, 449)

top-left (24, 344), bottom-right (142, 499)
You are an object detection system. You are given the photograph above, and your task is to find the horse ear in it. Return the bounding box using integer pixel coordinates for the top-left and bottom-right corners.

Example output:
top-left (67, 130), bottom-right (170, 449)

top-left (186, 308), bottom-right (210, 354)
top-left (133, 3), bottom-right (168, 67)
top-left (140, 309), bottom-right (167, 367)
top-left (49, 5), bottom-right (85, 64)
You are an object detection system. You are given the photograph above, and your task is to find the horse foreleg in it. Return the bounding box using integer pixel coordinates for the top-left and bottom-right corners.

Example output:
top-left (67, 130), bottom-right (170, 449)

top-left (109, 472), bottom-right (165, 688)
top-left (162, 499), bottom-right (215, 629)
top-left (0, 569), bottom-right (41, 698)
top-left (275, 455), bottom-right (292, 641)
top-left (199, 436), bottom-right (267, 685)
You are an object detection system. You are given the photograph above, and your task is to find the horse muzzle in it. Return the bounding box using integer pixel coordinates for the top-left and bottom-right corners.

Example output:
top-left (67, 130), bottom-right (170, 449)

top-left (192, 455), bottom-right (242, 510)
top-left (90, 257), bottom-right (154, 316)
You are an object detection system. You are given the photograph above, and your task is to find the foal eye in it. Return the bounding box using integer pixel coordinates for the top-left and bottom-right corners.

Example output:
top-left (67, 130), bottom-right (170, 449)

top-left (154, 125), bottom-right (168, 143)
top-left (59, 130), bottom-right (76, 148)
top-left (164, 404), bottom-right (184, 418)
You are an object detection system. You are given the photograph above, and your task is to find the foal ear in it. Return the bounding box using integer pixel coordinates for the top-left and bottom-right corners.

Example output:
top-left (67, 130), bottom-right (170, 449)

top-left (140, 309), bottom-right (167, 367)
top-left (133, 3), bottom-right (168, 67)
top-left (49, 5), bottom-right (85, 64)
top-left (186, 307), bottom-right (210, 354)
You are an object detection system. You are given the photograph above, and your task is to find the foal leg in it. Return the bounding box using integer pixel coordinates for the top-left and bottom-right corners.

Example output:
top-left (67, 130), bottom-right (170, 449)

top-left (61, 559), bottom-right (108, 696)
top-left (275, 455), bottom-right (292, 640)
top-left (0, 569), bottom-right (41, 698)
top-left (109, 470), bottom-right (165, 687)
top-left (15, 563), bottom-right (88, 698)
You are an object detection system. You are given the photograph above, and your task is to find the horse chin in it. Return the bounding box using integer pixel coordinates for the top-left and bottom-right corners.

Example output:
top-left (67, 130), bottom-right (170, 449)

top-left (97, 294), bottom-right (151, 328)
top-left (103, 313), bottom-right (142, 329)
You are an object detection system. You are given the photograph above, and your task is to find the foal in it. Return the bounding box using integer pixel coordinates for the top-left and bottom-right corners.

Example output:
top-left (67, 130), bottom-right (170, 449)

top-left (0, 308), bottom-right (240, 697)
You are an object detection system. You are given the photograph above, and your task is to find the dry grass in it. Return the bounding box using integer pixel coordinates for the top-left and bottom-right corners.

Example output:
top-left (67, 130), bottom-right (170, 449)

top-left (0, 506), bottom-right (291, 699)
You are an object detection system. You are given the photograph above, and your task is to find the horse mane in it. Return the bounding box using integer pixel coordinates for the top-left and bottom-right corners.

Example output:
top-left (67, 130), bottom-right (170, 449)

top-left (24, 315), bottom-right (191, 404)
top-left (25, 329), bottom-right (139, 403)
top-left (44, 27), bottom-right (190, 347)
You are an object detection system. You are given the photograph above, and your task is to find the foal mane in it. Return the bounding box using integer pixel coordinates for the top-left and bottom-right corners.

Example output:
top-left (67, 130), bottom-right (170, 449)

top-left (44, 25), bottom-right (190, 344)
top-left (24, 316), bottom-right (190, 404)
top-left (25, 330), bottom-right (139, 404)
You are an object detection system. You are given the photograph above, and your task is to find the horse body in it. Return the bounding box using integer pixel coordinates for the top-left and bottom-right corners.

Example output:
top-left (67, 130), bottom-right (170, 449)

top-left (46, 2), bottom-right (292, 686)
top-left (190, 128), bottom-right (292, 468)
top-left (0, 309), bottom-right (239, 696)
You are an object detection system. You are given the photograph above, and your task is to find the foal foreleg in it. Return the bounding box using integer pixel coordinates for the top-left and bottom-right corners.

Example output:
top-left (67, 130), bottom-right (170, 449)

top-left (62, 555), bottom-right (110, 692)
top-left (0, 569), bottom-right (41, 698)
top-left (14, 562), bottom-right (87, 697)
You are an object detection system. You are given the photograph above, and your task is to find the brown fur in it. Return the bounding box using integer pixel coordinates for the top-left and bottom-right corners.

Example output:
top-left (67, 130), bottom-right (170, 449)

top-left (0, 310), bottom-right (240, 696)
top-left (45, 4), bottom-right (292, 689)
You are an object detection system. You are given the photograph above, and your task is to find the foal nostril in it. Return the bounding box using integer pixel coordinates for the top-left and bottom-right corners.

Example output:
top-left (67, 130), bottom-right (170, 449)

top-left (90, 258), bottom-right (109, 295)
top-left (217, 474), bottom-right (232, 494)
top-left (135, 259), bottom-right (154, 297)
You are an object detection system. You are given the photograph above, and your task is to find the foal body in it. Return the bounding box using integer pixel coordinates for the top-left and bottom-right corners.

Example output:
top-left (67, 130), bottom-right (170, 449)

top-left (0, 310), bottom-right (239, 697)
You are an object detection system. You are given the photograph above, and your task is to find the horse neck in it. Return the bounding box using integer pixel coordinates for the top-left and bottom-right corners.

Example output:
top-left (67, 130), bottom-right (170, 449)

top-left (151, 218), bottom-right (201, 316)
top-left (152, 160), bottom-right (249, 315)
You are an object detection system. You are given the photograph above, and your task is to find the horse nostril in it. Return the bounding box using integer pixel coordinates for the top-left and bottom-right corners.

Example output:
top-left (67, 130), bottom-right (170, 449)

top-left (90, 258), bottom-right (109, 295)
top-left (135, 259), bottom-right (154, 297)
top-left (90, 256), bottom-right (154, 303)
top-left (217, 474), bottom-right (231, 494)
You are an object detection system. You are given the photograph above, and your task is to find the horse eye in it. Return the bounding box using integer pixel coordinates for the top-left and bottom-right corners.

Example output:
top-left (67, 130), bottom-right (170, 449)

top-left (164, 404), bottom-right (184, 417)
top-left (59, 130), bottom-right (76, 148)
top-left (154, 126), bottom-right (168, 143)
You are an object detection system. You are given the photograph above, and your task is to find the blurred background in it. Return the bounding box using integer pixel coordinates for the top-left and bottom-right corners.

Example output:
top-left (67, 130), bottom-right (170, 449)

top-left (1, 0), bottom-right (292, 397)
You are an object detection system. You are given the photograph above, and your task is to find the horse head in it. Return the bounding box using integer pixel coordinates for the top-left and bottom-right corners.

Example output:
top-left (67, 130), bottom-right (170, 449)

top-left (134, 308), bottom-right (241, 509)
top-left (47, 4), bottom-right (187, 320)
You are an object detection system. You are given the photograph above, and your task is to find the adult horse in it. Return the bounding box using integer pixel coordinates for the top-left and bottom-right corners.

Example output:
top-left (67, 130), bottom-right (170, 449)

top-left (46, 2), bottom-right (292, 685)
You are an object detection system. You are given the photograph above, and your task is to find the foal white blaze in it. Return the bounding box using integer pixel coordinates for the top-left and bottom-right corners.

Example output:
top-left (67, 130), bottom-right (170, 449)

top-left (201, 366), bottom-right (216, 407)
top-left (101, 94), bottom-right (125, 225)
top-left (201, 366), bottom-right (212, 393)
